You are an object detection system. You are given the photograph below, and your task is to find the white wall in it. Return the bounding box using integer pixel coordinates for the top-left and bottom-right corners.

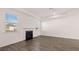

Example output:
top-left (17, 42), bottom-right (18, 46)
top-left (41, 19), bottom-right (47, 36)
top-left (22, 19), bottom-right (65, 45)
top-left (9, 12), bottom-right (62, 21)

top-left (0, 9), bottom-right (40, 47)
top-left (41, 14), bottom-right (79, 40)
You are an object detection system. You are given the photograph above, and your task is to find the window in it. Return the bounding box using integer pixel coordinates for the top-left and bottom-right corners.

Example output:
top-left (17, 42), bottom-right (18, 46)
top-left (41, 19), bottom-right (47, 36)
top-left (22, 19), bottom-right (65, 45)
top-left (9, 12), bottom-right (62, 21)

top-left (5, 13), bottom-right (17, 32)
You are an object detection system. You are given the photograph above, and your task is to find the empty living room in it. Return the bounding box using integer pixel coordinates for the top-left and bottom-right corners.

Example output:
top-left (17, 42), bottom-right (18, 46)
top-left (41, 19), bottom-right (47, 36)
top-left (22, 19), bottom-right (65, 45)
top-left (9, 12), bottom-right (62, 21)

top-left (0, 8), bottom-right (79, 51)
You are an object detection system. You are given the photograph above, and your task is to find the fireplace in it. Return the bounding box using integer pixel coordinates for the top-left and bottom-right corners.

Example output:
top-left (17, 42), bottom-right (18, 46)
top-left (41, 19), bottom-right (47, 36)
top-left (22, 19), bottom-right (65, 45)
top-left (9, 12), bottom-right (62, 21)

top-left (25, 31), bottom-right (33, 41)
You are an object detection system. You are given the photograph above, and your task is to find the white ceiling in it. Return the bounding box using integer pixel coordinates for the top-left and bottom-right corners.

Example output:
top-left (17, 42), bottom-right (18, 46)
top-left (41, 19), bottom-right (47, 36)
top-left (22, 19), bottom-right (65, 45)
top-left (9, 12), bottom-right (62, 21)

top-left (24, 8), bottom-right (71, 18)
top-left (14, 8), bottom-right (79, 20)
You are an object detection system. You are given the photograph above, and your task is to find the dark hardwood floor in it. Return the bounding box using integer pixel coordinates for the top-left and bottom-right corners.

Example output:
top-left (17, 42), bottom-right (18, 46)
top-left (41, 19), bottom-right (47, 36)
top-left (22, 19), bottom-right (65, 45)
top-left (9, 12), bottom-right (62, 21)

top-left (0, 36), bottom-right (79, 51)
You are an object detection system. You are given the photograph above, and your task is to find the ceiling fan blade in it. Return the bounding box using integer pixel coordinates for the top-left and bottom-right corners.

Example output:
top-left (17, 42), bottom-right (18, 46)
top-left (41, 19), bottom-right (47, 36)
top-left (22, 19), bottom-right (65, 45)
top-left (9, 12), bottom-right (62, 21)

top-left (47, 14), bottom-right (64, 18)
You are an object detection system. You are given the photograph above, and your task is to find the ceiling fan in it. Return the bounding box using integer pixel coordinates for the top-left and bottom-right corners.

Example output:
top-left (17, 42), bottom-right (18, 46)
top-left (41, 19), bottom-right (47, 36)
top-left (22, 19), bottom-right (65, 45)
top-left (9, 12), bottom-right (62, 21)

top-left (46, 8), bottom-right (65, 19)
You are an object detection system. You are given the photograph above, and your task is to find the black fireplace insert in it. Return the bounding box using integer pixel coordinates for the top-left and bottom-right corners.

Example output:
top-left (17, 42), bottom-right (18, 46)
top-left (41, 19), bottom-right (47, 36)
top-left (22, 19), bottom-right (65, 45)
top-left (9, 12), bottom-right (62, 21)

top-left (25, 31), bottom-right (33, 41)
